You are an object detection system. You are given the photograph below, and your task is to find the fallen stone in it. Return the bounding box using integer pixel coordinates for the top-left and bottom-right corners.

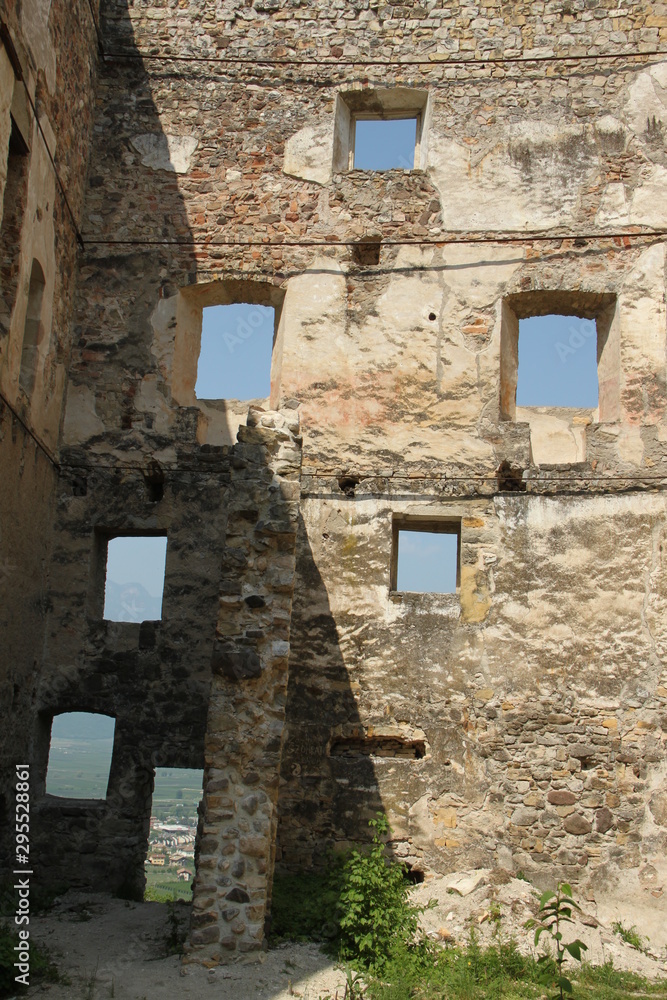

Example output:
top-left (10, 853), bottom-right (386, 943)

top-left (444, 869), bottom-right (491, 896)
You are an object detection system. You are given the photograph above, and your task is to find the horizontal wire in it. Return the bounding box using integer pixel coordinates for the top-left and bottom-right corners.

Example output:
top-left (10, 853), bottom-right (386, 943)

top-left (100, 45), bottom-right (667, 69)
top-left (0, 29), bottom-right (85, 251)
top-left (0, 391), bottom-right (60, 469)
top-left (82, 230), bottom-right (667, 249)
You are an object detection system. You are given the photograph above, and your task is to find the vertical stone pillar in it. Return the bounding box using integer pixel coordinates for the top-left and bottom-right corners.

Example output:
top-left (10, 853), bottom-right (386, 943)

top-left (184, 407), bottom-right (301, 965)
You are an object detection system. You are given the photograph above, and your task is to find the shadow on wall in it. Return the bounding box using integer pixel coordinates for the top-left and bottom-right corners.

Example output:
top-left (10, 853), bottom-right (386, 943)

top-left (276, 512), bottom-right (386, 872)
top-left (29, 0), bottom-right (203, 901)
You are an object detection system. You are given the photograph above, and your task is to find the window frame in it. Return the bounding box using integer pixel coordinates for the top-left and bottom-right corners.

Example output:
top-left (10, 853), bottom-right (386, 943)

top-left (390, 515), bottom-right (461, 595)
top-left (18, 258), bottom-right (46, 395)
top-left (42, 710), bottom-right (116, 802)
top-left (500, 290), bottom-right (619, 423)
top-left (90, 529), bottom-right (168, 623)
top-left (333, 88), bottom-right (430, 174)
top-left (349, 112), bottom-right (422, 171)
top-left (172, 279), bottom-right (286, 409)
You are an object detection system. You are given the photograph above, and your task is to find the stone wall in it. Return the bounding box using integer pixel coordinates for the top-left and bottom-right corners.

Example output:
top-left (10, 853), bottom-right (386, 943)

top-left (277, 484), bottom-right (667, 942)
top-left (0, 0), bottom-right (100, 870)
top-left (3, 0), bottom-right (667, 965)
top-left (32, 409), bottom-right (301, 927)
top-left (187, 408), bottom-right (301, 963)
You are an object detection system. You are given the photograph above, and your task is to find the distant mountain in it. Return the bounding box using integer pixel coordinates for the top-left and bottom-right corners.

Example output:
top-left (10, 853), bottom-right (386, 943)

top-left (104, 581), bottom-right (163, 623)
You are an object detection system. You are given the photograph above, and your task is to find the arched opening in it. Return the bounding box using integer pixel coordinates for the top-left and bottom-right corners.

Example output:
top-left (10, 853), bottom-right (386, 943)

top-left (0, 112), bottom-right (30, 337)
top-left (19, 258), bottom-right (46, 395)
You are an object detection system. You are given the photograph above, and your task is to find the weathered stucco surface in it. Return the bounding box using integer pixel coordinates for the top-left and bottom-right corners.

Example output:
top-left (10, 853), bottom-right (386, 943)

top-left (1, 0), bottom-right (667, 968)
top-left (0, 0), bottom-right (99, 857)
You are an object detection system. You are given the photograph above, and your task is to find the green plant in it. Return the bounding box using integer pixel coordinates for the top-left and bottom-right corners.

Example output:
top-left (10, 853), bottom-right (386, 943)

top-left (612, 921), bottom-right (648, 952)
top-left (365, 926), bottom-right (546, 1000)
top-left (525, 882), bottom-right (587, 999)
top-left (144, 885), bottom-right (176, 904)
top-left (342, 966), bottom-right (366, 998)
top-left (336, 815), bottom-right (427, 972)
top-left (489, 900), bottom-right (503, 943)
top-left (0, 921), bottom-right (62, 998)
top-left (271, 867), bottom-right (343, 943)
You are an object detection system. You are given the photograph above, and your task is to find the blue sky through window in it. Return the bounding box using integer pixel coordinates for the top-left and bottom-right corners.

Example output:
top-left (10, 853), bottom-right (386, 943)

top-left (396, 530), bottom-right (458, 594)
top-left (517, 314), bottom-right (598, 408)
top-left (195, 303), bottom-right (274, 400)
top-left (354, 118), bottom-right (417, 170)
top-left (104, 535), bottom-right (167, 622)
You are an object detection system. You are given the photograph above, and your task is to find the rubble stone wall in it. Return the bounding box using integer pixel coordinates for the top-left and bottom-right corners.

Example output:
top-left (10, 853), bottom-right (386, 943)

top-left (4, 0), bottom-right (667, 964)
top-left (278, 484), bottom-right (667, 944)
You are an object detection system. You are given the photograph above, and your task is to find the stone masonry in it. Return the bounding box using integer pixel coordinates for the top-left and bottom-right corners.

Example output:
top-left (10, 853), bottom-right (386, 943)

top-left (1, 0), bottom-right (667, 965)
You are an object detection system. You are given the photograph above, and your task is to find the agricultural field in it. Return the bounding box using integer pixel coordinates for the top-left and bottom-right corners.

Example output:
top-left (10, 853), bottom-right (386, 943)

top-left (45, 712), bottom-right (115, 800)
top-left (43, 715), bottom-right (203, 902)
top-left (149, 767), bottom-right (203, 824)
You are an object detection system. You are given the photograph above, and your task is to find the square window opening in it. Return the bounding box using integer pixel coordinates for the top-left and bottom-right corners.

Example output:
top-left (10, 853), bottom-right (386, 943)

top-left (145, 766), bottom-right (204, 897)
top-left (195, 302), bottom-right (275, 401)
top-left (102, 534), bottom-right (167, 622)
top-left (500, 291), bottom-right (618, 423)
top-left (391, 520), bottom-right (460, 594)
top-left (352, 116), bottom-right (418, 171)
top-left (333, 88), bottom-right (430, 173)
top-left (45, 712), bottom-right (115, 800)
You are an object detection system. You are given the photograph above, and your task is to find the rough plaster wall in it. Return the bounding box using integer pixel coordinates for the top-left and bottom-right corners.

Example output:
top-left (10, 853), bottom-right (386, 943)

top-left (18, 0), bottom-right (667, 965)
top-left (0, 0), bottom-right (99, 875)
top-left (0, 403), bottom-right (57, 840)
top-left (278, 488), bottom-right (667, 942)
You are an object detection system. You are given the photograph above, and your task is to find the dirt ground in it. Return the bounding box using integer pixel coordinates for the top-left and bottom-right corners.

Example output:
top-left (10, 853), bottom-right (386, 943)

top-left (15, 870), bottom-right (666, 1000)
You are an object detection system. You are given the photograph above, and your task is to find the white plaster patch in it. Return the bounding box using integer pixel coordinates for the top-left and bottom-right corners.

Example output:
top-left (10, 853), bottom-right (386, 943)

top-left (21, 0), bottom-right (56, 93)
top-left (283, 122), bottom-right (334, 186)
top-left (62, 384), bottom-right (105, 445)
top-left (596, 182), bottom-right (629, 227)
top-left (594, 115), bottom-right (626, 145)
top-left (625, 62), bottom-right (667, 137)
top-left (149, 294), bottom-right (178, 382)
top-left (130, 133), bottom-right (199, 174)
top-left (516, 407), bottom-right (589, 465)
top-left (618, 424), bottom-right (645, 466)
top-left (620, 243), bottom-right (667, 368)
top-left (135, 376), bottom-right (173, 437)
top-left (427, 122), bottom-right (598, 231)
top-left (629, 164), bottom-right (667, 227)
top-left (522, 493), bottom-right (666, 531)
top-left (441, 244), bottom-right (522, 307)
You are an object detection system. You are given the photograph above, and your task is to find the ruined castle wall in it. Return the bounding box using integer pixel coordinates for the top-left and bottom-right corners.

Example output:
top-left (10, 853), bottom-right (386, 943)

top-left (22, 0), bottom-right (667, 962)
top-left (0, 0), bottom-right (99, 862)
top-left (29, 1), bottom-right (305, 958)
top-left (279, 485), bottom-right (667, 942)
